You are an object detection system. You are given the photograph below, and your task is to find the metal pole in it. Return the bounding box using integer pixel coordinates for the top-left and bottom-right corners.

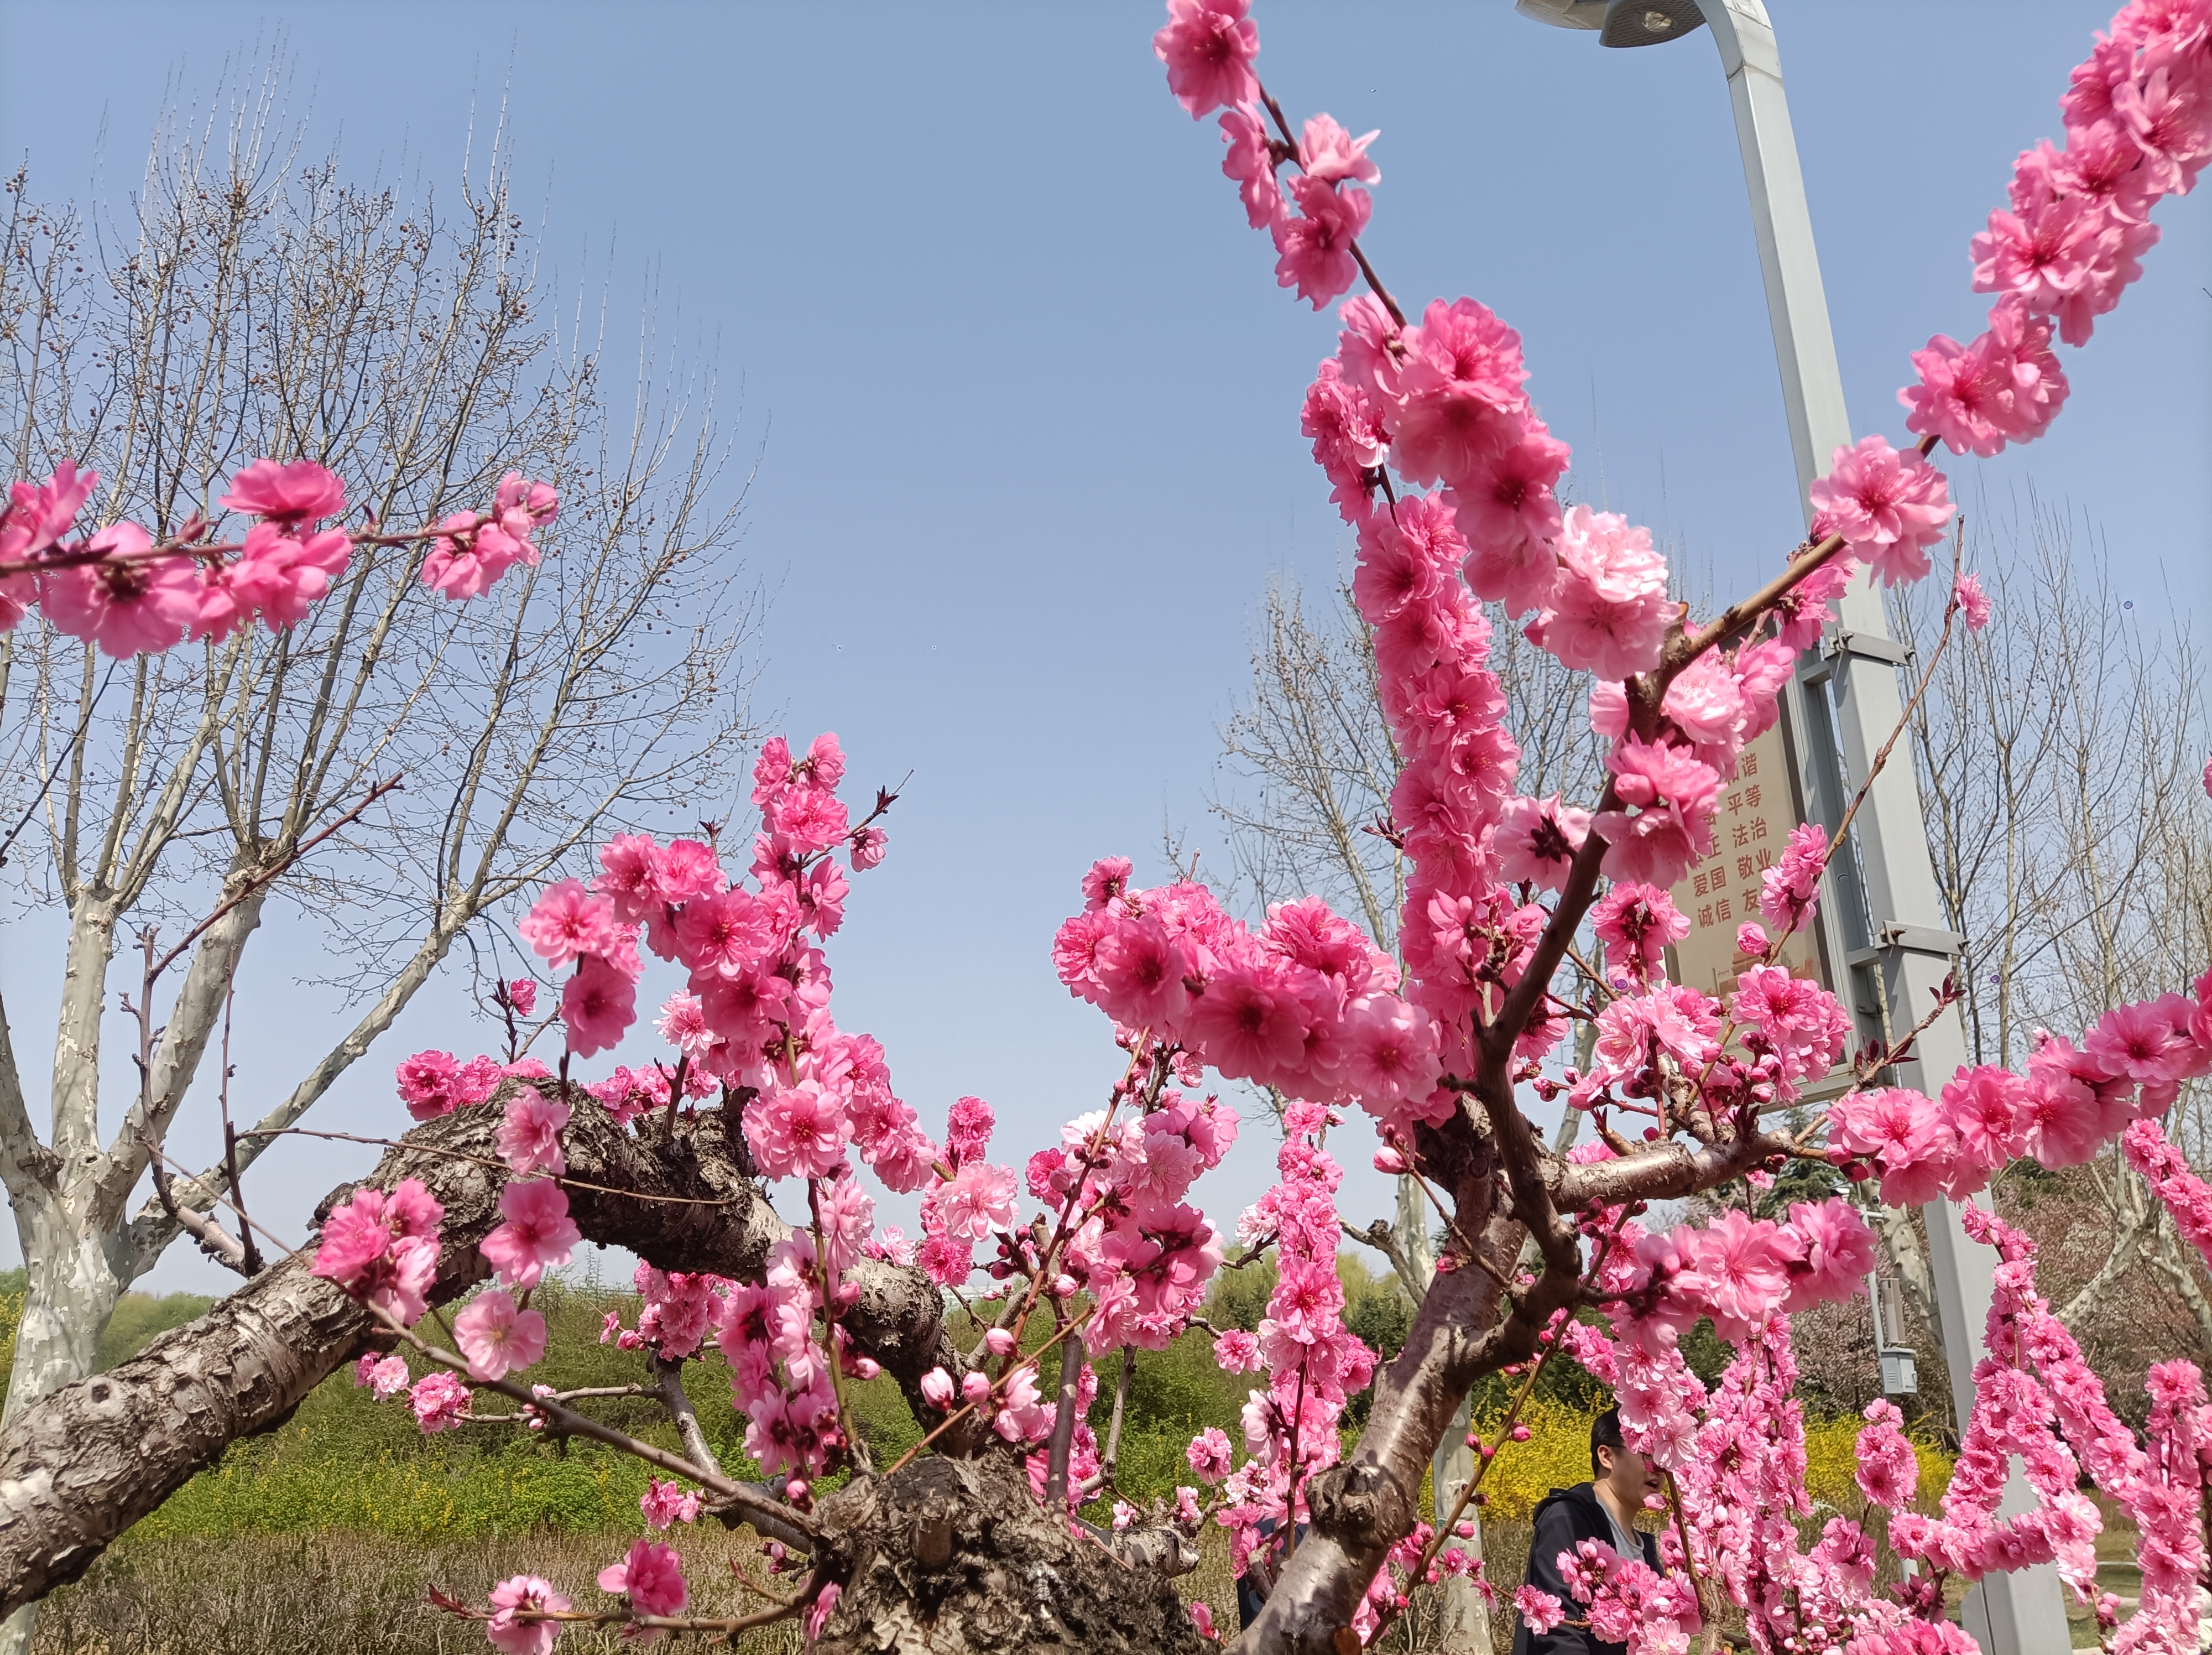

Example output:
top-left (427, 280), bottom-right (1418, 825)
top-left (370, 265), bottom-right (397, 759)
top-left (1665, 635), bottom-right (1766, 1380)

top-left (1691, 6), bottom-right (2070, 1652)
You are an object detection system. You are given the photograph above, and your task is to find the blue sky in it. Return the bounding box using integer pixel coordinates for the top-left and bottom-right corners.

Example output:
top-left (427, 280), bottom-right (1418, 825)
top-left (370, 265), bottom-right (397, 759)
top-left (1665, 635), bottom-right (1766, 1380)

top-left (1, 1), bottom-right (2205, 1294)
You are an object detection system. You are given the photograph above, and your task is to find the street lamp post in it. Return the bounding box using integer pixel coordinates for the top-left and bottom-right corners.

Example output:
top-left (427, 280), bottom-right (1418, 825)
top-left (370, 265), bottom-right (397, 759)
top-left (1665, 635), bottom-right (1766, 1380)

top-left (1510, 5), bottom-right (2074, 1654)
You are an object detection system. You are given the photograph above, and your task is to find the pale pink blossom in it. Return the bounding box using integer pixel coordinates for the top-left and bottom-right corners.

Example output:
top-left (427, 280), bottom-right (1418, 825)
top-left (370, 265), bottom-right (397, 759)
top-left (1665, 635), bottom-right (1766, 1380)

top-left (1526, 506), bottom-right (1671, 680)
top-left (1495, 794), bottom-right (1590, 892)
top-left (936, 1160), bottom-right (1018, 1241)
top-left (1213, 1329), bottom-right (1261, 1373)
top-left (1298, 114), bottom-right (1379, 185)
top-left (353, 1352), bottom-right (410, 1399)
top-left (455, 1289), bottom-right (549, 1381)
top-left (655, 991), bottom-right (713, 1058)
top-left (487, 1574), bottom-right (571, 1655)
top-left (410, 1370), bottom-right (472, 1433)
top-left (919, 1368), bottom-right (956, 1411)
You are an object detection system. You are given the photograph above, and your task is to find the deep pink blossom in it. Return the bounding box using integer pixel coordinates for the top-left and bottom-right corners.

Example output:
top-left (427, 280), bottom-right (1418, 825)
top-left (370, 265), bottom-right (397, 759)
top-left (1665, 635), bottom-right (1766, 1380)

top-left (1187, 1424), bottom-right (1234, 1482)
top-left (218, 522), bottom-right (353, 631)
top-left (1, 462), bottom-right (97, 568)
top-left (1757, 821), bottom-right (1829, 936)
top-left (561, 954), bottom-right (636, 1058)
top-left (1953, 569), bottom-right (1992, 631)
top-left (480, 1178), bottom-right (580, 1291)
top-left (496, 1091), bottom-right (571, 1177)
top-left (38, 524), bottom-right (201, 657)
top-left (1589, 883), bottom-right (1688, 984)
top-left (1272, 174), bottom-right (1371, 310)
top-left (598, 1538), bottom-right (687, 1620)
top-left (519, 880), bottom-right (617, 971)
top-left (220, 458), bottom-right (345, 525)
top-left (1154, 0), bottom-right (1259, 120)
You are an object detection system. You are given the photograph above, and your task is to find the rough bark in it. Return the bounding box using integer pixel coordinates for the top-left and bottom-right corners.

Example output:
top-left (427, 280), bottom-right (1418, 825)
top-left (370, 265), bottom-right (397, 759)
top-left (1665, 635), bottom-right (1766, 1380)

top-left (812, 1451), bottom-right (1203, 1655)
top-left (0, 1090), bottom-right (959, 1619)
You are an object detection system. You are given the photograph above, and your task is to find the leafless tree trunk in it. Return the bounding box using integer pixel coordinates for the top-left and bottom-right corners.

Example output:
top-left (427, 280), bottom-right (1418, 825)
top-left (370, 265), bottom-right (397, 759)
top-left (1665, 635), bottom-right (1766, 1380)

top-left (0, 76), bottom-right (755, 1652)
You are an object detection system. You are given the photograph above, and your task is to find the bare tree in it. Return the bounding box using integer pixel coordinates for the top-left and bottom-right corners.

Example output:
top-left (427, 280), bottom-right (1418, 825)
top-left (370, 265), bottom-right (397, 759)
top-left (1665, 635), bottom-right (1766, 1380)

top-left (1895, 495), bottom-right (2212, 1370)
top-left (0, 77), bottom-right (755, 1648)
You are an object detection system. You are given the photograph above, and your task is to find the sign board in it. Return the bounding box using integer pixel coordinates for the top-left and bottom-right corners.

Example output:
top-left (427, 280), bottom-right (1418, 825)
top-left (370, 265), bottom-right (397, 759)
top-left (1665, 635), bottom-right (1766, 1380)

top-left (1662, 721), bottom-right (1830, 1003)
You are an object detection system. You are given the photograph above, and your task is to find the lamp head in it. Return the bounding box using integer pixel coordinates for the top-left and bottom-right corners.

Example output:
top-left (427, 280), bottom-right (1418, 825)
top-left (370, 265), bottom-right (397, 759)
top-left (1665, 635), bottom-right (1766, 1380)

top-left (1598, 0), bottom-right (1707, 46)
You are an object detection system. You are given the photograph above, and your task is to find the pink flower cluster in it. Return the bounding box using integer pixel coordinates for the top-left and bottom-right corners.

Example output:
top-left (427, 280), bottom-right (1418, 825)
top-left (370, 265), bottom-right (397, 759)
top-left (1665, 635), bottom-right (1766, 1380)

top-left (1901, 1), bottom-right (2208, 457)
top-left (1161, 0), bottom-right (1384, 316)
top-left (2121, 1115), bottom-right (2212, 1271)
top-left (310, 1177), bottom-right (445, 1326)
top-left (1208, 1102), bottom-right (1376, 1581)
top-left (395, 1050), bottom-right (508, 1121)
top-left (1, 457), bottom-right (555, 656)
top-left (1830, 979), bottom-right (2212, 1204)
top-left (1056, 871), bottom-right (1444, 1132)
top-left (718, 1235), bottom-right (849, 1479)
top-left (421, 473), bottom-right (558, 600)
top-left (1618, 1199), bottom-right (1875, 1350)
top-left (1880, 1206), bottom-right (2208, 1655)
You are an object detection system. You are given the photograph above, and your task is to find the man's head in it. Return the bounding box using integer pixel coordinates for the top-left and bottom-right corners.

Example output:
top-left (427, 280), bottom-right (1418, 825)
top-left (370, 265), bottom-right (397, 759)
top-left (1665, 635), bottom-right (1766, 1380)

top-left (1590, 1407), bottom-right (1663, 1506)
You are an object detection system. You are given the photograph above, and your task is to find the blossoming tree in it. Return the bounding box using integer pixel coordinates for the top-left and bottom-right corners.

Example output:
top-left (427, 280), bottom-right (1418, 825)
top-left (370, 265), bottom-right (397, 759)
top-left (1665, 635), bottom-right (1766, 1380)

top-left (0, 4), bottom-right (2208, 1654)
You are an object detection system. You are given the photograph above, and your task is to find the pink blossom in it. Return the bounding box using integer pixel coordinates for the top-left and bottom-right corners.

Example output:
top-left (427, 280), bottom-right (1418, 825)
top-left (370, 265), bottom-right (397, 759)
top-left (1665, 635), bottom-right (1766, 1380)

top-left (655, 990), bottom-right (713, 1058)
top-left (1390, 298), bottom-right (1529, 488)
top-left (496, 1091), bottom-right (571, 1177)
top-left (492, 471), bottom-right (558, 549)
top-left (598, 1538), bottom-right (687, 1620)
top-left (395, 1050), bottom-right (463, 1122)
top-left (455, 1289), bottom-right (549, 1382)
top-left (944, 1095), bottom-right (996, 1168)
top-left (1828, 1086), bottom-right (1955, 1208)
top-left (1950, 569), bottom-right (1993, 632)
top-left (1854, 1398), bottom-right (1922, 1512)
top-left (561, 954), bottom-right (636, 1058)
top-left (508, 977), bottom-right (539, 1018)
top-left (1526, 506), bottom-right (1671, 680)
top-left (935, 1160), bottom-right (1018, 1241)
top-left (312, 1179), bottom-right (444, 1326)
top-left (1335, 993), bottom-right (1442, 1108)
top-left (919, 1368), bottom-right (956, 1411)
top-left (640, 1477), bottom-right (701, 1531)
top-left (1214, 1329), bottom-right (1261, 1373)
top-left (1219, 107), bottom-right (1285, 231)
top-left (220, 457), bottom-right (346, 525)
top-left (1671, 1210), bottom-right (1794, 1341)
top-left (1515, 1586), bottom-right (1566, 1635)
top-left (38, 524), bottom-right (201, 657)
top-left (1495, 794), bottom-right (1590, 892)
top-left (850, 825), bottom-right (889, 871)
top-left (1153, 0), bottom-right (1259, 120)
top-left (1757, 821), bottom-right (1829, 936)
top-left (520, 881), bottom-right (617, 971)
top-left (742, 1084), bottom-right (851, 1180)
top-left (1589, 883), bottom-right (1688, 983)
top-left (1187, 1425), bottom-right (1234, 1482)
top-left (1900, 296), bottom-right (2068, 458)
top-left (1593, 737), bottom-right (1719, 887)
top-left (410, 1370), bottom-right (472, 1433)
top-left (480, 1179), bottom-right (580, 1291)
top-left (1190, 1600), bottom-right (1218, 1641)
top-left (1, 462), bottom-right (97, 566)
top-left (217, 522), bottom-right (353, 631)
top-left (1298, 114), bottom-right (1379, 185)
top-left (1779, 1198), bottom-right (1876, 1313)
top-left (672, 888), bottom-right (773, 979)
top-left (1806, 436), bottom-right (1955, 588)
top-left (1272, 174), bottom-right (1372, 311)
top-left (354, 1352), bottom-right (410, 1399)
top-left (487, 1574), bottom-right (571, 1655)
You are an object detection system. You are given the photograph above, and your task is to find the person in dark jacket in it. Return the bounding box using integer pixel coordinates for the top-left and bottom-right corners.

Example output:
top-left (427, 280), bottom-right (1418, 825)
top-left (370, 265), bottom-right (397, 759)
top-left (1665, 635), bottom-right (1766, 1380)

top-left (1511, 1407), bottom-right (1666, 1655)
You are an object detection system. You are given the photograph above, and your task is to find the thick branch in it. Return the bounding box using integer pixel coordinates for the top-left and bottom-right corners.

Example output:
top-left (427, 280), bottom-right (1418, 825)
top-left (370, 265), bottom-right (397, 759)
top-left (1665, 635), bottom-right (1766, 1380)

top-left (0, 1090), bottom-right (957, 1616)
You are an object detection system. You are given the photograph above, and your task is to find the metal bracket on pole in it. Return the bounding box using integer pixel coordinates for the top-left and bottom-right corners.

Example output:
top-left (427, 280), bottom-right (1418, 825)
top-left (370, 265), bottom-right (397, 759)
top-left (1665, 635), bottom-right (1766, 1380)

top-left (1693, 6), bottom-right (2070, 1651)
